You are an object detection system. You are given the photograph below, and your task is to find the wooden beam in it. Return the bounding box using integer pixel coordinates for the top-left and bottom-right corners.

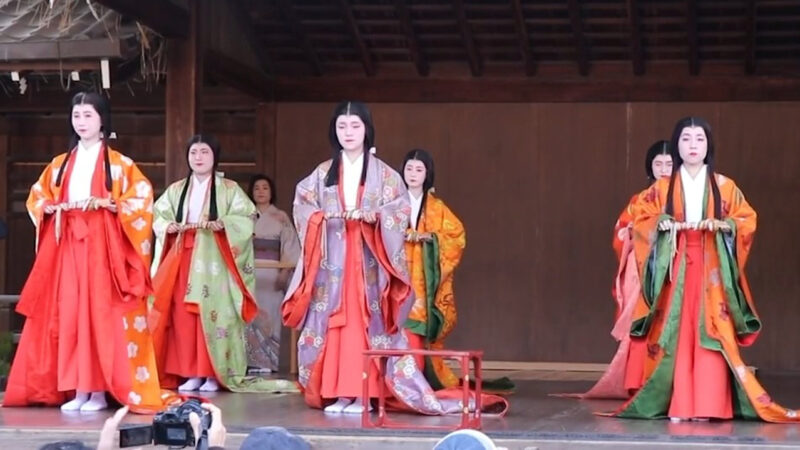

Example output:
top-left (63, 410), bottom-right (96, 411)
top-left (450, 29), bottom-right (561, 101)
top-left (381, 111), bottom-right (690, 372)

top-left (6, 111), bottom-right (256, 137)
top-left (276, 0), bottom-right (323, 76)
top-left (8, 69), bottom-right (800, 109)
top-left (0, 39), bottom-right (123, 61)
top-left (627, 0), bottom-right (645, 76)
top-left (254, 103), bottom-right (277, 179)
top-left (686, 0), bottom-right (700, 75)
top-left (454, 0), bottom-right (482, 77)
top-left (9, 72), bottom-right (800, 107)
top-left (511, 0), bottom-right (535, 76)
top-left (165, 0), bottom-right (204, 183)
top-left (93, 0), bottom-right (188, 38)
top-left (230, 0), bottom-right (273, 75)
top-left (204, 49), bottom-right (273, 100)
top-left (567, 0), bottom-right (590, 76)
top-left (744, 0), bottom-right (757, 75)
top-left (271, 75), bottom-right (800, 103)
top-left (394, 0), bottom-right (429, 77)
top-left (0, 61), bottom-right (100, 71)
top-left (0, 87), bottom-right (257, 113)
top-left (339, 0), bottom-right (375, 77)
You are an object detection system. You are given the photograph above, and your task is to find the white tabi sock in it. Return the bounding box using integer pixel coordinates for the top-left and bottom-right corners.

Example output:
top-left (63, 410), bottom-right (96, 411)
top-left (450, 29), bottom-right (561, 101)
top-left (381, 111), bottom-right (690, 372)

top-left (79, 391), bottom-right (108, 412)
top-left (199, 378), bottom-right (219, 392)
top-left (60, 392), bottom-right (90, 412)
top-left (178, 377), bottom-right (204, 391)
top-left (343, 397), bottom-right (373, 414)
top-left (323, 398), bottom-right (354, 413)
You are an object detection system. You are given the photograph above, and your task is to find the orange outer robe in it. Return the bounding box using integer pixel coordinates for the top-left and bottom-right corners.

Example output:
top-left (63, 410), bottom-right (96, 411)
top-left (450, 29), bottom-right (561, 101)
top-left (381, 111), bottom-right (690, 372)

top-left (3, 147), bottom-right (163, 413)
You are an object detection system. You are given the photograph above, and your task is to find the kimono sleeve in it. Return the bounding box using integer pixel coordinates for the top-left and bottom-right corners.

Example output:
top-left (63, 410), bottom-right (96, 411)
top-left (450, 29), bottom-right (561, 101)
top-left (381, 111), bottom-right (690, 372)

top-left (117, 161), bottom-right (155, 264)
top-left (279, 210), bottom-right (301, 265)
top-left (218, 180), bottom-right (257, 285)
top-left (26, 158), bottom-right (59, 229)
top-left (434, 200), bottom-right (465, 282)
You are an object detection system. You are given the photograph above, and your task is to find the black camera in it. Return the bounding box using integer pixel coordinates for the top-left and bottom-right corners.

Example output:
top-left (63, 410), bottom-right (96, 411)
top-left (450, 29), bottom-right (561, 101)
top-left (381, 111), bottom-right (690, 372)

top-left (119, 398), bottom-right (211, 448)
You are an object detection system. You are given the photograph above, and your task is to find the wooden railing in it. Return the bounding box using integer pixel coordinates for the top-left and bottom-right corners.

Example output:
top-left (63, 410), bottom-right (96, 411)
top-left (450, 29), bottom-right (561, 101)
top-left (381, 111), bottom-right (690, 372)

top-left (0, 294), bottom-right (20, 343)
top-left (0, 295), bottom-right (18, 303)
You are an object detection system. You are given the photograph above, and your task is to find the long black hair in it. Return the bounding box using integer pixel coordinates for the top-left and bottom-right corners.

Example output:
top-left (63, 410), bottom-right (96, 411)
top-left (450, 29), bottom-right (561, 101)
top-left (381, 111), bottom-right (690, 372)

top-left (248, 174), bottom-right (276, 205)
top-left (664, 117), bottom-right (722, 219)
top-left (644, 139), bottom-right (670, 183)
top-left (401, 148), bottom-right (435, 229)
top-left (175, 134), bottom-right (221, 222)
top-left (56, 91), bottom-right (113, 192)
top-left (324, 101), bottom-right (374, 187)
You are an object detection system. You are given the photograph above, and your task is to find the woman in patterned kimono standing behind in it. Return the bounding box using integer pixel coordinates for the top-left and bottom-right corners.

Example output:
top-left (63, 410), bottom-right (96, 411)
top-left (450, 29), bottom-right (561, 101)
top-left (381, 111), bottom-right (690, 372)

top-left (245, 174), bottom-right (300, 373)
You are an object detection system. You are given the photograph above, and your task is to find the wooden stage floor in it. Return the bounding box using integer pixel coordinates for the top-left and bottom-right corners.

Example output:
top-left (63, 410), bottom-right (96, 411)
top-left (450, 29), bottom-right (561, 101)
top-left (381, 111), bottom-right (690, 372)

top-left (2, 374), bottom-right (800, 449)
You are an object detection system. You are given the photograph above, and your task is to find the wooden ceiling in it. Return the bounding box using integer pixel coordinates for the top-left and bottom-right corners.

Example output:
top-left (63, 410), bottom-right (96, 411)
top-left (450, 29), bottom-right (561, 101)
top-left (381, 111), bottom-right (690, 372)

top-left (3, 0), bottom-right (800, 106)
top-left (243, 0), bottom-right (800, 77)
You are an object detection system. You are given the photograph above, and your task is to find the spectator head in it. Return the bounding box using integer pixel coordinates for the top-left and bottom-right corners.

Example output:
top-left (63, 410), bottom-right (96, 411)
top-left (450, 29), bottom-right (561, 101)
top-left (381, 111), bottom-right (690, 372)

top-left (38, 442), bottom-right (90, 450)
top-left (433, 429), bottom-right (500, 450)
top-left (240, 426), bottom-right (311, 450)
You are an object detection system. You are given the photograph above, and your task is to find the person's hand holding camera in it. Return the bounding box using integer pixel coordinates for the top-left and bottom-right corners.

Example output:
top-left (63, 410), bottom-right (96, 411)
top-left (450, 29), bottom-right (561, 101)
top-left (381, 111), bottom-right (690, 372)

top-left (96, 406), bottom-right (130, 450)
top-left (189, 403), bottom-right (226, 449)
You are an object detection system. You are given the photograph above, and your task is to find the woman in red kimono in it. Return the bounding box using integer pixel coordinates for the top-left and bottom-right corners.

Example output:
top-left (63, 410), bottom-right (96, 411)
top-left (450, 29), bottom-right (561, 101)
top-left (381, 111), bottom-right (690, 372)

top-left (559, 141), bottom-right (672, 400)
top-left (618, 141), bottom-right (672, 395)
top-left (4, 92), bottom-right (162, 413)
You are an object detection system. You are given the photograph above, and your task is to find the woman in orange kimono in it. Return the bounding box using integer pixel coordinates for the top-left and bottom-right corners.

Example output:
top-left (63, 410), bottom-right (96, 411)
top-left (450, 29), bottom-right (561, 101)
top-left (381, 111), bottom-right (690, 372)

top-left (401, 149), bottom-right (465, 390)
top-left (614, 117), bottom-right (800, 422)
top-left (3, 92), bottom-right (163, 413)
top-left (569, 141), bottom-right (672, 400)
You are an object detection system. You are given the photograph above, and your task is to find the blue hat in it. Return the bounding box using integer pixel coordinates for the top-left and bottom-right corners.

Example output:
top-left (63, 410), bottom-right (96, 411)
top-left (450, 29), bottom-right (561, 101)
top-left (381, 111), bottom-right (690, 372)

top-left (240, 427), bottom-right (311, 450)
top-left (434, 429), bottom-right (498, 450)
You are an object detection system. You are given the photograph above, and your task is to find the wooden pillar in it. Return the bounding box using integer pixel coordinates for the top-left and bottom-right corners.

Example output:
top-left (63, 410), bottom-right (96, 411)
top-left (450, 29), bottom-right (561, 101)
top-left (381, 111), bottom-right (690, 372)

top-left (0, 117), bottom-right (7, 295)
top-left (165, 0), bottom-right (205, 183)
top-left (0, 118), bottom-right (8, 334)
top-left (254, 102), bottom-right (277, 178)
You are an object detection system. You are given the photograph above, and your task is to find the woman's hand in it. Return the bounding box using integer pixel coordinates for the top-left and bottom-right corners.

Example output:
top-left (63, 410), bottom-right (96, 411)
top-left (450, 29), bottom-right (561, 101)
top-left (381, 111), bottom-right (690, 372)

top-left (207, 220), bottom-right (225, 231)
top-left (657, 219), bottom-right (674, 231)
top-left (713, 219), bottom-right (731, 233)
top-left (360, 210), bottom-right (377, 224)
top-left (93, 198), bottom-right (117, 213)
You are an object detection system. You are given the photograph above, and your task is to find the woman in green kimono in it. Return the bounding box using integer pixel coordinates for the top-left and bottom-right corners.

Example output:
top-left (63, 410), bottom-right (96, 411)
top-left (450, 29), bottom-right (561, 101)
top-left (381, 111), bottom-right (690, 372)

top-left (149, 134), bottom-right (295, 394)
